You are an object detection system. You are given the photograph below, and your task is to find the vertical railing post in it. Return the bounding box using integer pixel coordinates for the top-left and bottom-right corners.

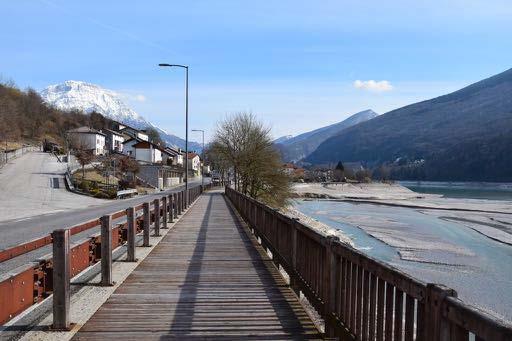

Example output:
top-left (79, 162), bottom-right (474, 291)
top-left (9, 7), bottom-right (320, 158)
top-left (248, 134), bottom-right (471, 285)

top-left (162, 196), bottom-right (168, 229)
top-left (177, 192), bottom-right (182, 215)
top-left (100, 215), bottom-right (113, 286)
top-left (424, 284), bottom-right (457, 340)
top-left (153, 198), bottom-right (161, 236)
top-left (173, 193), bottom-right (178, 217)
top-left (184, 189), bottom-right (187, 209)
top-left (290, 218), bottom-right (300, 297)
top-left (126, 207), bottom-right (137, 262)
top-left (169, 194), bottom-right (174, 223)
top-left (178, 191), bottom-right (181, 214)
top-left (324, 235), bottom-right (339, 338)
top-left (52, 229), bottom-right (70, 330)
top-left (143, 202), bottom-right (151, 247)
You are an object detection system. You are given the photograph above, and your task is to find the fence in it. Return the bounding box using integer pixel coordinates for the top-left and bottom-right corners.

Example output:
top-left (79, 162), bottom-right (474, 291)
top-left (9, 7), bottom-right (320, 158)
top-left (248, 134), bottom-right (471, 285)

top-left (0, 145), bottom-right (40, 168)
top-left (0, 183), bottom-right (212, 326)
top-left (225, 186), bottom-right (512, 341)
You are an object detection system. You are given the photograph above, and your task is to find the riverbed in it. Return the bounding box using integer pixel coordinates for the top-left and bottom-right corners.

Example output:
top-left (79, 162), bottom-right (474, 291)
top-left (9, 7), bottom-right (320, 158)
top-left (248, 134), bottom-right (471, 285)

top-left (292, 188), bottom-right (512, 322)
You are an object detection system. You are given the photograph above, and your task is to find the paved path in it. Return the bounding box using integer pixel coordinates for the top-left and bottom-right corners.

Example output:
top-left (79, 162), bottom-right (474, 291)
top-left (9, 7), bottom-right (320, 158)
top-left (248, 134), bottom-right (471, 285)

top-left (73, 191), bottom-right (321, 340)
top-left (0, 151), bottom-right (105, 222)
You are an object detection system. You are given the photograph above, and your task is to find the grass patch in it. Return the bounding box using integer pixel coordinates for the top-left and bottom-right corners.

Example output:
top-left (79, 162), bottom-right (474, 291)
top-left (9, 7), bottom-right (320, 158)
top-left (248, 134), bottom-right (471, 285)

top-left (73, 169), bottom-right (119, 185)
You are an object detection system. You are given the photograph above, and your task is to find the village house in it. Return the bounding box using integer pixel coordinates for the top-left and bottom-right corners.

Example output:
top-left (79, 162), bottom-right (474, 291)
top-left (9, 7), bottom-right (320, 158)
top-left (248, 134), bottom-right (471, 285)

top-left (122, 139), bottom-right (164, 164)
top-left (122, 137), bottom-right (143, 158)
top-left (283, 163), bottom-right (305, 181)
top-left (67, 126), bottom-right (106, 156)
top-left (164, 147), bottom-right (184, 166)
top-left (103, 128), bottom-right (124, 153)
top-left (115, 123), bottom-right (149, 142)
top-left (187, 152), bottom-right (201, 177)
top-left (203, 163), bottom-right (211, 175)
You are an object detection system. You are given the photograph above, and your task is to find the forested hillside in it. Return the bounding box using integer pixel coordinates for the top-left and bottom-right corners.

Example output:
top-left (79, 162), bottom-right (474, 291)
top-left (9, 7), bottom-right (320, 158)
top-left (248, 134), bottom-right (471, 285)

top-left (0, 82), bottom-right (116, 146)
top-left (306, 68), bottom-right (512, 181)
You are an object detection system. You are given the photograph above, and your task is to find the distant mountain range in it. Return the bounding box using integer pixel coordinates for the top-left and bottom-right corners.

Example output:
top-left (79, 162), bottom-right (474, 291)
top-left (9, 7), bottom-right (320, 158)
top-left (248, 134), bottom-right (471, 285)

top-left (275, 109), bottom-right (378, 162)
top-left (306, 68), bottom-right (512, 181)
top-left (40, 81), bottom-right (202, 151)
top-left (273, 135), bottom-right (293, 144)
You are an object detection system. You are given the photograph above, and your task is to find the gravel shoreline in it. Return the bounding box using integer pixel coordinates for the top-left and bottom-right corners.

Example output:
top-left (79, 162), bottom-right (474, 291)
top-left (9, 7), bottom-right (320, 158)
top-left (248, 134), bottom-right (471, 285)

top-left (283, 205), bottom-right (354, 247)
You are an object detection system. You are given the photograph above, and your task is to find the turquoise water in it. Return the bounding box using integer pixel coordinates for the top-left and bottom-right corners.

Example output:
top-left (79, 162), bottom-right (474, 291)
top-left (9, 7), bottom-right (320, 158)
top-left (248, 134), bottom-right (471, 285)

top-left (400, 181), bottom-right (512, 200)
top-left (294, 199), bottom-right (512, 322)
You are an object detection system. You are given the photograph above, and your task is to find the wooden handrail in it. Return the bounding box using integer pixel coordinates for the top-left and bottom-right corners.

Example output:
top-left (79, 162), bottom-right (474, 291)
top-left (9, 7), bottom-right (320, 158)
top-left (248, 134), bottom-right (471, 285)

top-left (225, 186), bottom-right (512, 341)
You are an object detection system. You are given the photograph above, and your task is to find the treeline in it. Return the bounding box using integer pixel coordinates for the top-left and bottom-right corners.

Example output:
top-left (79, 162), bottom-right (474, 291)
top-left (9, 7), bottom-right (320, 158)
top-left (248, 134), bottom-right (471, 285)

top-left (0, 82), bottom-right (104, 146)
top-left (389, 133), bottom-right (512, 182)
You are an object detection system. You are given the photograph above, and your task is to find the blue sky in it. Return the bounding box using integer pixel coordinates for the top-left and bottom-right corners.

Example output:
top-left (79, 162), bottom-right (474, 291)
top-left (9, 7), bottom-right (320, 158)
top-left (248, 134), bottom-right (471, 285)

top-left (1, 1), bottom-right (512, 141)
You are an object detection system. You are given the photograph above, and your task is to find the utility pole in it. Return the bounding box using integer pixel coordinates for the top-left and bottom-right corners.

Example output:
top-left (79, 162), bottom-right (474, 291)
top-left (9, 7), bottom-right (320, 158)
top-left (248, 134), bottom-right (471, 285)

top-left (159, 63), bottom-right (189, 201)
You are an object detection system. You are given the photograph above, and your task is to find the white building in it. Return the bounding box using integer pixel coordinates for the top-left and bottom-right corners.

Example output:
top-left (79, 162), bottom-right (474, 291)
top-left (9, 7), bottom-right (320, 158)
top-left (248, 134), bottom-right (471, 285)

top-left (187, 153), bottom-right (201, 176)
top-left (119, 126), bottom-right (149, 141)
top-left (67, 126), bottom-right (106, 156)
top-left (123, 139), bottom-right (163, 163)
top-left (164, 147), bottom-right (184, 166)
top-left (122, 137), bottom-right (140, 157)
top-left (103, 129), bottom-right (124, 153)
top-left (203, 164), bottom-right (211, 174)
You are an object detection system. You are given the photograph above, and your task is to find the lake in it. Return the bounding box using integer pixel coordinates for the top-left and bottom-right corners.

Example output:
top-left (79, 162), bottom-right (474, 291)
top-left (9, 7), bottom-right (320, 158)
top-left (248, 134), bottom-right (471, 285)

top-left (400, 181), bottom-right (512, 200)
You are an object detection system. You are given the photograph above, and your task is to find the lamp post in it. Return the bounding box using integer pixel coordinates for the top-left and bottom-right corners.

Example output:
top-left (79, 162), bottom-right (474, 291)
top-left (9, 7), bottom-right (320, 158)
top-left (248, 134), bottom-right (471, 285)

top-left (192, 129), bottom-right (204, 187)
top-left (159, 63), bottom-right (189, 200)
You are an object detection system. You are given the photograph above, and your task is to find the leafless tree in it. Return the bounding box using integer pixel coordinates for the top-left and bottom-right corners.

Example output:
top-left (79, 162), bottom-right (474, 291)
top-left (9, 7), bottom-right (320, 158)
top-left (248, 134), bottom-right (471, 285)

top-left (118, 155), bottom-right (140, 186)
top-left (69, 134), bottom-right (94, 179)
top-left (211, 112), bottom-right (292, 207)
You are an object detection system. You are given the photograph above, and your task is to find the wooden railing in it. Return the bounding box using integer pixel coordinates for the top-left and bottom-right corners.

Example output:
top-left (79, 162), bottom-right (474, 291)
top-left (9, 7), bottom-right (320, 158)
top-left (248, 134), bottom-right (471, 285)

top-left (0, 183), bottom-right (213, 326)
top-left (225, 186), bottom-right (512, 341)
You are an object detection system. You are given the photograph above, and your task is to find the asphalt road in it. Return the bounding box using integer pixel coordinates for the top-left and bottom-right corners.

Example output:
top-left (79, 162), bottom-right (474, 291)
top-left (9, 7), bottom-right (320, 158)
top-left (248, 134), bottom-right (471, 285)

top-left (0, 151), bottom-right (105, 222)
top-left (0, 151), bottom-right (211, 273)
top-left (0, 179), bottom-right (209, 274)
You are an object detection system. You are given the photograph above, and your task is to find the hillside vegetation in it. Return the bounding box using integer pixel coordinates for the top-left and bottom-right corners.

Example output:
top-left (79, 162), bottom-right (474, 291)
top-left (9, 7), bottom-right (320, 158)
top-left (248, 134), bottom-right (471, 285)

top-left (0, 82), bottom-right (101, 146)
top-left (306, 68), bottom-right (512, 181)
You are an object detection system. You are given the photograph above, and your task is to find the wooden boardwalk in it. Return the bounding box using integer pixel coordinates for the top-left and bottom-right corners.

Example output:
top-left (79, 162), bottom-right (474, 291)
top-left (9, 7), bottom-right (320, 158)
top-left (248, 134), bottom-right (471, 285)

top-left (73, 191), bottom-right (322, 340)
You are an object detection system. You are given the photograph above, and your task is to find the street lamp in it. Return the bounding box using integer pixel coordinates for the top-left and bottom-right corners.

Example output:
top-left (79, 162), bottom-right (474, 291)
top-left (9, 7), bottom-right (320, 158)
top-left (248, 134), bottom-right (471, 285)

top-left (159, 63), bottom-right (189, 201)
top-left (192, 129), bottom-right (205, 187)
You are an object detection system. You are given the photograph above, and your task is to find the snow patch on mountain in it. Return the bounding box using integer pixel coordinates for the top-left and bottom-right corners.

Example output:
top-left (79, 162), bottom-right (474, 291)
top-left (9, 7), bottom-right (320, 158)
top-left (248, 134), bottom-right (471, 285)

top-left (273, 135), bottom-right (294, 144)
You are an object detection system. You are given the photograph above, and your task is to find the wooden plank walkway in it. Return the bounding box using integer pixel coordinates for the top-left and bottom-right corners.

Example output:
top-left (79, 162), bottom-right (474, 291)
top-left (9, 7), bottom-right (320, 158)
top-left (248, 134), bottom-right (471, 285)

top-left (73, 191), bottom-right (322, 340)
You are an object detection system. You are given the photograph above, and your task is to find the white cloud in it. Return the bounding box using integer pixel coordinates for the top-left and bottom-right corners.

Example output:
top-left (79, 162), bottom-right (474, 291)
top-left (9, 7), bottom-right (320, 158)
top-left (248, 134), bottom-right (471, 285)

top-left (353, 80), bottom-right (393, 92)
top-left (132, 94), bottom-right (146, 102)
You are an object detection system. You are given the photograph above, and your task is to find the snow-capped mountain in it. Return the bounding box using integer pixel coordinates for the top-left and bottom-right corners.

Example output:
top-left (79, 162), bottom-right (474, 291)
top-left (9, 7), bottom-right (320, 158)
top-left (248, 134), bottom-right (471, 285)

top-left (40, 80), bottom-right (201, 151)
top-left (273, 135), bottom-right (293, 144)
